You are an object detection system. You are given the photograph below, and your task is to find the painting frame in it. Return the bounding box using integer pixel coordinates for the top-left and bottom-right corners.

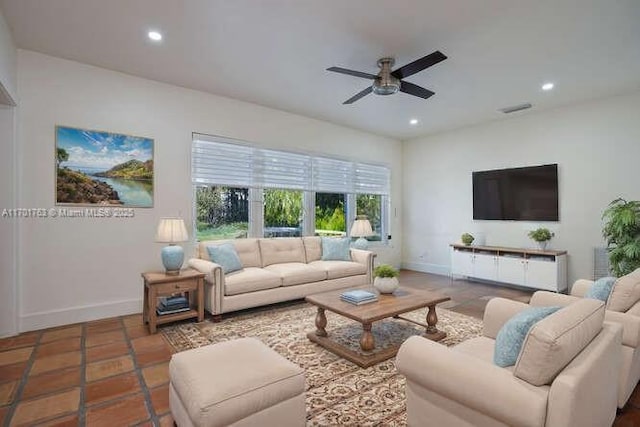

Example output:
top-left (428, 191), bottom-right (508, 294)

top-left (55, 125), bottom-right (154, 207)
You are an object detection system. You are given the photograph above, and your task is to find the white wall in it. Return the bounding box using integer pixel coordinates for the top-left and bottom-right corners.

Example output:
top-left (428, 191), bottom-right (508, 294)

top-left (0, 8), bottom-right (16, 104)
top-left (16, 50), bottom-right (402, 332)
top-left (0, 105), bottom-right (17, 337)
top-left (0, 7), bottom-right (17, 337)
top-left (402, 91), bottom-right (640, 284)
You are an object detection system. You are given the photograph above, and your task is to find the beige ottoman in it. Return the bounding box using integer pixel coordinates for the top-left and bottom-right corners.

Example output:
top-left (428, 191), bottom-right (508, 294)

top-left (169, 337), bottom-right (306, 427)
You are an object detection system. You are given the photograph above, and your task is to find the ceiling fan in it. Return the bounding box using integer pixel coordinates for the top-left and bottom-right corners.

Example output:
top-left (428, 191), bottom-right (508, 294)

top-left (327, 51), bottom-right (447, 104)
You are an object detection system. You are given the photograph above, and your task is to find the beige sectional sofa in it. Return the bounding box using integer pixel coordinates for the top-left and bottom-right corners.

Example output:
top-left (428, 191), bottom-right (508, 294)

top-left (188, 236), bottom-right (374, 317)
top-left (530, 275), bottom-right (640, 408)
top-left (397, 297), bottom-right (621, 427)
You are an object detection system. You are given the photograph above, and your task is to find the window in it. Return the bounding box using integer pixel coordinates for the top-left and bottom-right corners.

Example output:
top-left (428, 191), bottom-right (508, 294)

top-left (315, 193), bottom-right (346, 237)
top-left (264, 189), bottom-right (303, 237)
top-left (192, 134), bottom-right (390, 243)
top-left (357, 194), bottom-right (383, 241)
top-left (195, 186), bottom-right (249, 241)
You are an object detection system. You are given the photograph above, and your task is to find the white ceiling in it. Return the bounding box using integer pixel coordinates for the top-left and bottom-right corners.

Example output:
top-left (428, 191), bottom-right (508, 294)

top-left (2, 0), bottom-right (640, 140)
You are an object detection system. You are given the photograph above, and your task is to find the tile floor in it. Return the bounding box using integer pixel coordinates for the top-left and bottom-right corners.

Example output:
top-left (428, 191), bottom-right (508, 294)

top-left (0, 270), bottom-right (638, 426)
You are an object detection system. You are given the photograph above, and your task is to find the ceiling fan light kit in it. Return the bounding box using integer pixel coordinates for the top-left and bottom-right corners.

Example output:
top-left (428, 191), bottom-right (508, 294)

top-left (372, 58), bottom-right (400, 95)
top-left (327, 50), bottom-right (447, 104)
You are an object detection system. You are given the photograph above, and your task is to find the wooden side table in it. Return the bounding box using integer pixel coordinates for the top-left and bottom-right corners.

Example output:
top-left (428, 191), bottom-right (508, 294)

top-left (142, 269), bottom-right (206, 333)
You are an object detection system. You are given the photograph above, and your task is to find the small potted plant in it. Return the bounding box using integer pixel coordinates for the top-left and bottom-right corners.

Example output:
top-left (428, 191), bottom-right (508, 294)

top-left (528, 227), bottom-right (554, 250)
top-left (373, 264), bottom-right (400, 294)
top-left (461, 233), bottom-right (474, 246)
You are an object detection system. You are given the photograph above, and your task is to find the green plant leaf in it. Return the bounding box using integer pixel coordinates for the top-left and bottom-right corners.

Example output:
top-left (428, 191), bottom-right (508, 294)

top-left (603, 198), bottom-right (640, 277)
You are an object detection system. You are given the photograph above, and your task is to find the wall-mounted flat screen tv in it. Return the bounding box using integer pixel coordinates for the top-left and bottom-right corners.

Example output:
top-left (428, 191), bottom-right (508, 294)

top-left (473, 164), bottom-right (559, 221)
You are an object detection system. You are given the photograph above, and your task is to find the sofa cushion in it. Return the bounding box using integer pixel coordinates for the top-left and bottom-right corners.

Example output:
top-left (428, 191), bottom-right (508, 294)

top-left (264, 263), bottom-right (326, 287)
top-left (453, 336), bottom-right (497, 365)
top-left (259, 238), bottom-right (306, 266)
top-left (309, 260), bottom-right (367, 280)
top-left (608, 268), bottom-right (640, 312)
top-left (585, 276), bottom-right (617, 302)
top-left (321, 237), bottom-right (351, 261)
top-left (303, 236), bottom-right (322, 262)
top-left (493, 306), bottom-right (561, 367)
top-left (207, 243), bottom-right (243, 274)
top-left (224, 267), bottom-right (282, 296)
top-left (200, 239), bottom-right (262, 268)
top-left (514, 298), bottom-right (605, 386)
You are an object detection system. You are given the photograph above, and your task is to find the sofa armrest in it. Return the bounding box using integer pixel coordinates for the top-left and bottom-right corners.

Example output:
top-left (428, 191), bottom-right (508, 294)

top-left (570, 279), bottom-right (595, 297)
top-left (188, 258), bottom-right (222, 282)
top-left (396, 336), bottom-right (547, 427)
top-left (605, 310), bottom-right (640, 348)
top-left (188, 258), bottom-right (224, 314)
top-left (482, 298), bottom-right (531, 340)
top-left (627, 300), bottom-right (640, 317)
top-left (529, 291), bottom-right (579, 308)
top-left (349, 248), bottom-right (375, 283)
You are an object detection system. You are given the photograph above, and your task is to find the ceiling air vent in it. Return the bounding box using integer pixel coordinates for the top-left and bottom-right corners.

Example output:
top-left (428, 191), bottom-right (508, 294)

top-left (499, 103), bottom-right (532, 114)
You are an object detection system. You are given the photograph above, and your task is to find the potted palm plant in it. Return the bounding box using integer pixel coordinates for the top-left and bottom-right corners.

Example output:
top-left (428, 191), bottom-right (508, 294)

top-left (528, 227), bottom-right (554, 250)
top-left (602, 198), bottom-right (640, 277)
top-left (373, 264), bottom-right (400, 294)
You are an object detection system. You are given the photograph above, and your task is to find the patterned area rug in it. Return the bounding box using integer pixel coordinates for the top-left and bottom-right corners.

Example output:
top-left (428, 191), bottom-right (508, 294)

top-left (162, 301), bottom-right (483, 426)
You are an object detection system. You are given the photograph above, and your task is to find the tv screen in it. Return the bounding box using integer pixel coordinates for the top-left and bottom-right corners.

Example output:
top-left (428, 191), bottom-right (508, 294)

top-left (473, 164), bottom-right (558, 221)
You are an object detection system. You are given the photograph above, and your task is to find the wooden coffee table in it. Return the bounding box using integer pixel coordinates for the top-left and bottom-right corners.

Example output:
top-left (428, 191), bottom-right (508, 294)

top-left (305, 286), bottom-right (451, 367)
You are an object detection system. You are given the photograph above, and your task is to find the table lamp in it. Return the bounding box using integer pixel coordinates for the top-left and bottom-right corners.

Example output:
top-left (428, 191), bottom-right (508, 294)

top-left (350, 216), bottom-right (373, 250)
top-left (155, 217), bottom-right (189, 275)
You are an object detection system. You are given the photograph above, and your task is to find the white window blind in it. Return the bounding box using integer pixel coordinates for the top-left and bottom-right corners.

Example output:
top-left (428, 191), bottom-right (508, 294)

top-left (192, 138), bottom-right (254, 187)
top-left (192, 134), bottom-right (389, 195)
top-left (312, 157), bottom-right (354, 193)
top-left (355, 163), bottom-right (390, 195)
top-left (255, 149), bottom-right (311, 190)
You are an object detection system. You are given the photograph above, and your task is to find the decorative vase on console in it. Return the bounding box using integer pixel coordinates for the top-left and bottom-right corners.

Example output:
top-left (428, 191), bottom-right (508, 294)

top-left (373, 264), bottom-right (400, 294)
top-left (527, 227), bottom-right (554, 251)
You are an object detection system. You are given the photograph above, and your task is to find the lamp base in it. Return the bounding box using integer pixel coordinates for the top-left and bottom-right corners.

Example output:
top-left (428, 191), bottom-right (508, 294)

top-left (161, 245), bottom-right (184, 275)
top-left (352, 237), bottom-right (369, 250)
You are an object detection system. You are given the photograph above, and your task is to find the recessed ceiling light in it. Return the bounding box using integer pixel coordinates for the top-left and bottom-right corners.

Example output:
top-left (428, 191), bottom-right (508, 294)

top-left (409, 119), bottom-right (418, 125)
top-left (148, 31), bottom-right (162, 41)
top-left (541, 82), bottom-right (554, 91)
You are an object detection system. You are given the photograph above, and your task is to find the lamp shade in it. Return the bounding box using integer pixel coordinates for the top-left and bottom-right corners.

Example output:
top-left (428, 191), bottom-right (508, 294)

top-left (350, 218), bottom-right (373, 238)
top-left (155, 218), bottom-right (188, 243)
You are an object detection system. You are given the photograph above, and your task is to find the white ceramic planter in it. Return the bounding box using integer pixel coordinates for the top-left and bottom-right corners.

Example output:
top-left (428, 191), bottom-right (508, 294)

top-left (374, 277), bottom-right (399, 294)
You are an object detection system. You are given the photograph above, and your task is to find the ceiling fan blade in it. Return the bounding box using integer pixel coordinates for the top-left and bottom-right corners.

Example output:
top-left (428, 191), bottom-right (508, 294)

top-left (399, 81), bottom-right (435, 99)
top-left (391, 51), bottom-right (447, 79)
top-left (343, 86), bottom-right (373, 104)
top-left (327, 67), bottom-right (377, 80)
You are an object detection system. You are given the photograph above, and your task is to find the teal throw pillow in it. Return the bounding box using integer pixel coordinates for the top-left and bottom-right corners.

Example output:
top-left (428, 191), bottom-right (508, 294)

top-left (321, 237), bottom-right (351, 261)
top-left (494, 306), bottom-right (562, 367)
top-left (585, 277), bottom-right (617, 302)
top-left (207, 243), bottom-right (243, 274)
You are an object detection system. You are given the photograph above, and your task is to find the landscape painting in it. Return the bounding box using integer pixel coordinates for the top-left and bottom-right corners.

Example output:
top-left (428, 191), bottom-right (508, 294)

top-left (55, 126), bottom-right (154, 207)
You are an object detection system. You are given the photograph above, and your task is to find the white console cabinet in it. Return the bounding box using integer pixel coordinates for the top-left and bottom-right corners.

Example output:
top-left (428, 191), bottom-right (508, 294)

top-left (450, 244), bottom-right (567, 292)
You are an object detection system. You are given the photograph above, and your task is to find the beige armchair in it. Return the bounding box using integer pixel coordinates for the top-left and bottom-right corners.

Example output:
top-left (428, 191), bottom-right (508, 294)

top-left (396, 298), bottom-right (621, 427)
top-left (531, 278), bottom-right (640, 408)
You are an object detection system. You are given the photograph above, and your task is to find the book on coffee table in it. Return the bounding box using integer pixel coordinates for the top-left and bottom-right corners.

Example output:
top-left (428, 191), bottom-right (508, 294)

top-left (340, 295), bottom-right (378, 305)
top-left (340, 289), bottom-right (378, 305)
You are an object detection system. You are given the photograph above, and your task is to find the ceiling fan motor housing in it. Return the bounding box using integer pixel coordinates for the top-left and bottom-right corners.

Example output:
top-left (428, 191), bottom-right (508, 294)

top-left (373, 57), bottom-right (400, 95)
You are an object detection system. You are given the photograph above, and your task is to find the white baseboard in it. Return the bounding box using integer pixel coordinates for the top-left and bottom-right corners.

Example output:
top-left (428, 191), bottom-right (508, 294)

top-left (402, 261), bottom-right (450, 277)
top-left (20, 298), bottom-right (142, 333)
